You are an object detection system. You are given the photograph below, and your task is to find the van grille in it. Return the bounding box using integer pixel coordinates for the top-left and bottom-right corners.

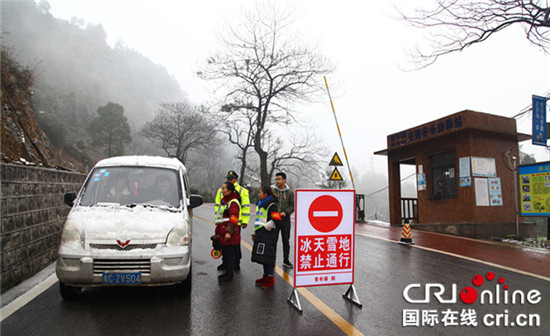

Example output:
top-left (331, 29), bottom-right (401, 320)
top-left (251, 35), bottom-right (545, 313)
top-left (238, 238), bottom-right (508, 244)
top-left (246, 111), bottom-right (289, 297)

top-left (93, 259), bottom-right (151, 275)
top-left (90, 243), bottom-right (157, 251)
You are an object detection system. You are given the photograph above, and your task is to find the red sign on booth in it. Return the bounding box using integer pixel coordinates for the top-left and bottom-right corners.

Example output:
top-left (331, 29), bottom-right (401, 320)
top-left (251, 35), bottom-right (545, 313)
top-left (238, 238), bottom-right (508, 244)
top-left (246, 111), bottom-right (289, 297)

top-left (294, 189), bottom-right (355, 287)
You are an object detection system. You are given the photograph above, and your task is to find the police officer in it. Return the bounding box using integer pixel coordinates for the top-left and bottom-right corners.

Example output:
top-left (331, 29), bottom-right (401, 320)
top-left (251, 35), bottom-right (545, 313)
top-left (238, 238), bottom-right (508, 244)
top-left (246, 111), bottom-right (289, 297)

top-left (214, 170), bottom-right (251, 270)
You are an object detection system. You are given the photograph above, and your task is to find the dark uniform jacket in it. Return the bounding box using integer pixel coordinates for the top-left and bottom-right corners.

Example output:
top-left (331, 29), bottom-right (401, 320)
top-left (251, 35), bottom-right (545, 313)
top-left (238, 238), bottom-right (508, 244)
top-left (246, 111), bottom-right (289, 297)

top-left (251, 196), bottom-right (281, 266)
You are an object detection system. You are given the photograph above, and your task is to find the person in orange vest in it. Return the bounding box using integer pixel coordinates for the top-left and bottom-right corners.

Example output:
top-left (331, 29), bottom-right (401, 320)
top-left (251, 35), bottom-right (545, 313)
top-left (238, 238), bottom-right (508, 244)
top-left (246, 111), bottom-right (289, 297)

top-left (214, 170), bottom-right (250, 271)
top-left (213, 182), bottom-right (241, 284)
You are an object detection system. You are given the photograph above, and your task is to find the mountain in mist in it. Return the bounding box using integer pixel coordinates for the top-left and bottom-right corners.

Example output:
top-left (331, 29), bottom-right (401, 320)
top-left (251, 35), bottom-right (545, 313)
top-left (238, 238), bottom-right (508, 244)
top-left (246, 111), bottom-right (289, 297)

top-left (0, 0), bottom-right (183, 157)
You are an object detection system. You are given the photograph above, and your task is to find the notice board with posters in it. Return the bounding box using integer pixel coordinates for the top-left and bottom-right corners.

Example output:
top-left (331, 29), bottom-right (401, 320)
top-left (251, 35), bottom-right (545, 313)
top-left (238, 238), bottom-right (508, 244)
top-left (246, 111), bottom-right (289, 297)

top-left (471, 157), bottom-right (497, 177)
top-left (294, 189), bottom-right (355, 288)
top-left (519, 161), bottom-right (550, 216)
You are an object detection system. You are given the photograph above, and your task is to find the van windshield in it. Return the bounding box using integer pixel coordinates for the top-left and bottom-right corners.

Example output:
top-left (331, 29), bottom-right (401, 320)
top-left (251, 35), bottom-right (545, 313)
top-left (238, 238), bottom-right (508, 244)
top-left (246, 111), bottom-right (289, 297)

top-left (79, 166), bottom-right (182, 208)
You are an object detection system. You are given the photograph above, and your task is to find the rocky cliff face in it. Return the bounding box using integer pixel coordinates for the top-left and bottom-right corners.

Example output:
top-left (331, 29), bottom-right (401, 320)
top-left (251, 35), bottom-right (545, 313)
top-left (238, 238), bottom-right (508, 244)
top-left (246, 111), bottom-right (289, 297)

top-left (1, 49), bottom-right (56, 166)
top-left (1, 49), bottom-right (87, 171)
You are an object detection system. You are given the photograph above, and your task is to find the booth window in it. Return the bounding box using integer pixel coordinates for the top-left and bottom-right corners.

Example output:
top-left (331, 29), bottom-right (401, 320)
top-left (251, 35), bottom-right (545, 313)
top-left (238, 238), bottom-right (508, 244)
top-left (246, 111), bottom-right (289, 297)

top-left (431, 151), bottom-right (456, 199)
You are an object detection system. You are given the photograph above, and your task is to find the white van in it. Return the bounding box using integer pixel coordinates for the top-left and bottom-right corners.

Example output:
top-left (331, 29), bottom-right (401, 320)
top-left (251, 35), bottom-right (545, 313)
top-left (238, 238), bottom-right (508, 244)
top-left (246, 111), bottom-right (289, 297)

top-left (56, 156), bottom-right (202, 299)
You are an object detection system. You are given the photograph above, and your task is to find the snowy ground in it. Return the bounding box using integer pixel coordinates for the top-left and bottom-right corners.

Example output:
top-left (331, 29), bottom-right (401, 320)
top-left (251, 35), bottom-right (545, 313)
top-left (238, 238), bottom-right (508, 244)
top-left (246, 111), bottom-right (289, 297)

top-left (495, 237), bottom-right (550, 250)
top-left (362, 219), bottom-right (550, 250)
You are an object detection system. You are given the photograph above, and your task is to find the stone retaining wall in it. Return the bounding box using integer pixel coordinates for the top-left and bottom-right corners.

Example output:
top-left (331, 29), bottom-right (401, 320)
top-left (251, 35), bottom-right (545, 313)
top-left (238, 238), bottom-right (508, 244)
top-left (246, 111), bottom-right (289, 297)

top-left (1, 163), bottom-right (86, 292)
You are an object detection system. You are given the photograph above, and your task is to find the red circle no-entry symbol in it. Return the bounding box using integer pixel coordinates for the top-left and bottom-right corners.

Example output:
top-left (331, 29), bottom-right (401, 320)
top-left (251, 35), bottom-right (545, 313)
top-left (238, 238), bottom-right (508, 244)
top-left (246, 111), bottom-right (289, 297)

top-left (308, 195), bottom-right (343, 232)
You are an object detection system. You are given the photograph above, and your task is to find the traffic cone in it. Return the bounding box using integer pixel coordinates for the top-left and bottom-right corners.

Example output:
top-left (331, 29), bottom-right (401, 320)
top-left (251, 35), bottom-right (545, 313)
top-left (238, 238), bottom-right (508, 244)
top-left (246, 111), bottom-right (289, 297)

top-left (399, 219), bottom-right (414, 245)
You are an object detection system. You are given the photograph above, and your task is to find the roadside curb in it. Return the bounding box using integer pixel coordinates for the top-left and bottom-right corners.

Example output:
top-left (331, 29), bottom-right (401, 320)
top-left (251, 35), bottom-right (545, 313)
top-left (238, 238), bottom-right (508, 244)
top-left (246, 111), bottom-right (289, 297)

top-left (358, 221), bottom-right (550, 281)
top-left (1, 262), bottom-right (57, 309)
top-left (363, 220), bottom-right (550, 253)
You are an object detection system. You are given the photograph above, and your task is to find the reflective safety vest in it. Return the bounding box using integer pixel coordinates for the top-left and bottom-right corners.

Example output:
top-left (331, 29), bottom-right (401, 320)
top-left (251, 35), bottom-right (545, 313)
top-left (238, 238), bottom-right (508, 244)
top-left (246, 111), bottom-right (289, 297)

top-left (236, 184), bottom-right (251, 226)
top-left (215, 198), bottom-right (241, 225)
top-left (254, 203), bottom-right (281, 230)
top-left (215, 183), bottom-right (250, 226)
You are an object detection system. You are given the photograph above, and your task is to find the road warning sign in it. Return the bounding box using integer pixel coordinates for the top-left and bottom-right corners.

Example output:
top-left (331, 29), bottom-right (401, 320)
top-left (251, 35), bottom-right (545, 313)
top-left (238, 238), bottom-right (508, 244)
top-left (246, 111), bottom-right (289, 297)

top-left (329, 167), bottom-right (343, 181)
top-left (308, 195), bottom-right (343, 232)
top-left (329, 152), bottom-right (343, 166)
top-left (294, 189), bottom-right (355, 287)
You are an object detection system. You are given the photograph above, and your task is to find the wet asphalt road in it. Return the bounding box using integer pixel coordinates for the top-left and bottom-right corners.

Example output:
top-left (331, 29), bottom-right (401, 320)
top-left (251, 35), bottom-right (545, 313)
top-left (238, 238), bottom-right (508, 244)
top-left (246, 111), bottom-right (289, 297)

top-left (1, 205), bottom-right (549, 335)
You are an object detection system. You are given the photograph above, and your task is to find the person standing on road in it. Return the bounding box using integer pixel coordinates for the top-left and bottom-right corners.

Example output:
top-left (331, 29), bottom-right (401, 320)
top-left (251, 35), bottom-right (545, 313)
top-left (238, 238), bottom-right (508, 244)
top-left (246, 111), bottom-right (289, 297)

top-left (272, 172), bottom-right (294, 268)
top-left (213, 182), bottom-right (241, 285)
top-left (251, 186), bottom-right (282, 289)
top-left (214, 170), bottom-right (251, 271)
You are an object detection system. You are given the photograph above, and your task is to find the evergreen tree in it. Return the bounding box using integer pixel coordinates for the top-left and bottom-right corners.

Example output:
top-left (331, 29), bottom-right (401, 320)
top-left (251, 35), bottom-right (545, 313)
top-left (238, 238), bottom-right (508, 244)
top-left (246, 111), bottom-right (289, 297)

top-left (88, 102), bottom-right (132, 157)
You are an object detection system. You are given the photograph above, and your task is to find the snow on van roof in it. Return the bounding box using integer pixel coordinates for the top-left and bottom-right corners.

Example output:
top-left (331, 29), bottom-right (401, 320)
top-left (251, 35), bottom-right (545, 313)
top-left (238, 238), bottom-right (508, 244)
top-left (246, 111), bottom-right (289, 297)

top-left (94, 156), bottom-right (186, 171)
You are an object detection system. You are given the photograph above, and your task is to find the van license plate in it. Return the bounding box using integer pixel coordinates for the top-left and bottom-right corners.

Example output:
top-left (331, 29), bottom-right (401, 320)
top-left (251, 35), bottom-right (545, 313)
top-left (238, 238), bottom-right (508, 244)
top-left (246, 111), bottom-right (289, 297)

top-left (102, 272), bottom-right (142, 285)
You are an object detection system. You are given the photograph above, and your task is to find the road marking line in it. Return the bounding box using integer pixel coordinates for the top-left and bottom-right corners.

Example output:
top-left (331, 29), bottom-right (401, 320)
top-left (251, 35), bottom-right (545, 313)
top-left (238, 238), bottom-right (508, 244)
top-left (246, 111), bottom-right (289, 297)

top-left (273, 268), bottom-right (364, 336)
top-left (1, 273), bottom-right (58, 322)
top-left (241, 240), bottom-right (252, 251)
top-left (356, 232), bottom-right (550, 282)
top-left (194, 214), bottom-right (365, 336)
top-left (313, 211), bottom-right (339, 217)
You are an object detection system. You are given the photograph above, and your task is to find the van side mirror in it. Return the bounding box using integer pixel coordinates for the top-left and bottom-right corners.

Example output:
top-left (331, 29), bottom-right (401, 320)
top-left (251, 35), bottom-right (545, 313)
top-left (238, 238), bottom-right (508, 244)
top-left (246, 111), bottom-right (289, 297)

top-left (64, 192), bottom-right (77, 207)
top-left (188, 194), bottom-right (203, 209)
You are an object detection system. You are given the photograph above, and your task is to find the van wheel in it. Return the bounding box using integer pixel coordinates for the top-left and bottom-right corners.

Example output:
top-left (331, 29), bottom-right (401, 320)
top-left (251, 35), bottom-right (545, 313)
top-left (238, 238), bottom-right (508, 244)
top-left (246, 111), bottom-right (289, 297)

top-left (59, 282), bottom-right (81, 300)
top-left (176, 268), bottom-right (192, 296)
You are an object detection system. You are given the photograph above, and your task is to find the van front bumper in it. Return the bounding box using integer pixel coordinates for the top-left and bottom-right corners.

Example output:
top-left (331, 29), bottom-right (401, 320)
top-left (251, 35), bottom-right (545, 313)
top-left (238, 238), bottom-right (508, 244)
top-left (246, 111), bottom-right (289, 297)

top-left (56, 246), bottom-right (191, 286)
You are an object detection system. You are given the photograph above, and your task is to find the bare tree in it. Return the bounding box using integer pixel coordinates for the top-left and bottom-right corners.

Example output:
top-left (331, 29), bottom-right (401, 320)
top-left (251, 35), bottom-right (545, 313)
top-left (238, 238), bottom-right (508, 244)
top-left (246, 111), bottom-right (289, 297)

top-left (198, 4), bottom-right (333, 185)
top-left (139, 102), bottom-right (217, 165)
top-left (396, 0), bottom-right (550, 68)
top-left (219, 100), bottom-right (256, 185)
top-left (265, 131), bottom-right (328, 184)
top-left (184, 148), bottom-right (228, 200)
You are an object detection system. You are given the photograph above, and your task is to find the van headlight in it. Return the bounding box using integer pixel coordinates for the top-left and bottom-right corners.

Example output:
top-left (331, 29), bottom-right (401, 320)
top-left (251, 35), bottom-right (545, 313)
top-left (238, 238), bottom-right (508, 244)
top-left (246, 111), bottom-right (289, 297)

top-left (60, 220), bottom-right (83, 245)
top-left (166, 227), bottom-right (189, 246)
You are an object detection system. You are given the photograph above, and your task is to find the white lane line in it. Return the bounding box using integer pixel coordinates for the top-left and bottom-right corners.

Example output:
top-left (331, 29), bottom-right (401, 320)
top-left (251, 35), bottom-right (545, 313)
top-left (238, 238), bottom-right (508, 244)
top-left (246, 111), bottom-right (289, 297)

top-left (356, 232), bottom-right (550, 282)
top-left (1, 273), bottom-right (58, 322)
top-left (313, 211), bottom-right (339, 217)
top-left (412, 244), bottom-right (550, 282)
top-left (0, 206), bottom-right (215, 322)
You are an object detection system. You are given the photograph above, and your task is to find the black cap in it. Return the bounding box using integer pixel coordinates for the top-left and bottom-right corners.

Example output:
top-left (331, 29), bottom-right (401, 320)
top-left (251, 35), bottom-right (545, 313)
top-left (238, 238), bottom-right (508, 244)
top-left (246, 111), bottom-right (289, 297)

top-left (226, 170), bottom-right (239, 179)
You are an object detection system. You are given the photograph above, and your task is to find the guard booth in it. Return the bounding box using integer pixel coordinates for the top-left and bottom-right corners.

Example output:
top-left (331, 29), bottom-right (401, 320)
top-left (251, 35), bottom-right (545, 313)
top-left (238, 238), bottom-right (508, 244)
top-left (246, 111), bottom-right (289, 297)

top-left (375, 110), bottom-right (536, 238)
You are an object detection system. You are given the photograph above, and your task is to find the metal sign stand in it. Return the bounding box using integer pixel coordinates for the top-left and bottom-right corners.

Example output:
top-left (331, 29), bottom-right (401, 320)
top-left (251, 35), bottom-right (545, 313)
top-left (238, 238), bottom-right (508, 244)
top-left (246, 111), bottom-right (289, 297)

top-left (287, 288), bottom-right (303, 313)
top-left (343, 284), bottom-right (363, 307)
top-left (288, 285), bottom-right (362, 313)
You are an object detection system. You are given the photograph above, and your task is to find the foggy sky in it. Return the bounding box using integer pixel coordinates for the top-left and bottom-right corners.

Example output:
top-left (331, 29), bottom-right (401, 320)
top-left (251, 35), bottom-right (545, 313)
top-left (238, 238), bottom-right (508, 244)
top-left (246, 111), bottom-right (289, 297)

top-left (47, 0), bottom-right (550, 178)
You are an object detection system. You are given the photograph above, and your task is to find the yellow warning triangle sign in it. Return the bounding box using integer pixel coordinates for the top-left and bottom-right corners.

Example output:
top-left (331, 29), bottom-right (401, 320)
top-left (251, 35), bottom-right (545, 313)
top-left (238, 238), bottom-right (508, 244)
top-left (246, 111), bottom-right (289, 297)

top-left (329, 152), bottom-right (343, 166)
top-left (329, 167), bottom-right (343, 181)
